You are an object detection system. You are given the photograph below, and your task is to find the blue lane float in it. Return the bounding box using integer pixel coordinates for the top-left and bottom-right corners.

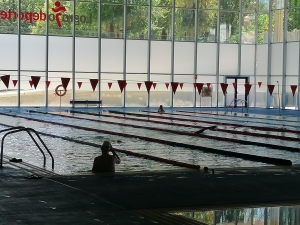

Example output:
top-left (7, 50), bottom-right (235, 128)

top-left (4, 111), bottom-right (292, 166)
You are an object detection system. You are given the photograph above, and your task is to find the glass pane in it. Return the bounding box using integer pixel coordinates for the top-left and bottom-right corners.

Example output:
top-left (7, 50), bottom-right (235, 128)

top-left (125, 74), bottom-right (148, 107)
top-left (151, 7), bottom-right (172, 40)
top-left (150, 41), bottom-right (171, 73)
top-left (75, 2), bottom-right (98, 37)
top-left (257, 13), bottom-right (269, 44)
top-left (127, 0), bottom-right (148, 5)
top-left (197, 43), bottom-right (217, 75)
top-left (0, 0), bottom-right (18, 34)
top-left (126, 40), bottom-right (148, 73)
top-left (175, 0), bottom-right (195, 8)
top-left (242, 14), bottom-right (255, 44)
top-left (174, 9), bottom-right (195, 41)
top-left (75, 37), bottom-right (98, 72)
top-left (258, 0), bottom-right (269, 11)
top-left (173, 75), bottom-right (194, 107)
top-left (220, 11), bottom-right (239, 43)
top-left (152, 0), bottom-right (172, 7)
top-left (272, 10), bottom-right (284, 42)
top-left (101, 39), bottom-right (124, 73)
top-left (174, 42), bottom-right (194, 74)
top-left (198, 0), bottom-right (218, 9)
top-left (198, 10), bottom-right (217, 43)
top-left (242, 0), bottom-right (257, 12)
top-left (219, 0), bottom-right (239, 11)
top-left (289, 0), bottom-right (300, 8)
top-left (287, 8), bottom-right (300, 41)
top-left (0, 34), bottom-right (18, 70)
top-left (127, 6), bottom-right (148, 39)
top-left (219, 44), bottom-right (238, 75)
top-left (286, 42), bottom-right (299, 75)
top-left (273, 0), bottom-right (284, 9)
top-left (101, 4), bottom-right (124, 38)
top-left (149, 74), bottom-right (171, 107)
top-left (49, 36), bottom-right (72, 71)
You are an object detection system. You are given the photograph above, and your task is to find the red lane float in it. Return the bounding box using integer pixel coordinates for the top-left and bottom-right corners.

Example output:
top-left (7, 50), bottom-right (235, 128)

top-left (130, 110), bottom-right (300, 135)
top-left (0, 121), bottom-right (200, 170)
top-left (70, 110), bottom-right (300, 143)
top-left (32, 110), bottom-right (300, 153)
top-left (0, 111), bottom-right (292, 166)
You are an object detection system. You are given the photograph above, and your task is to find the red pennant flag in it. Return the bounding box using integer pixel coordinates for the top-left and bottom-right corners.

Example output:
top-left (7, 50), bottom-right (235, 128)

top-left (108, 83), bottom-right (112, 89)
top-left (153, 83), bottom-right (157, 90)
top-left (179, 83), bottom-right (184, 89)
top-left (31, 76), bottom-right (41, 89)
top-left (232, 82), bottom-right (237, 89)
top-left (195, 83), bottom-right (204, 95)
top-left (220, 83), bottom-right (228, 95)
top-left (137, 83), bottom-right (142, 90)
top-left (61, 77), bottom-right (70, 90)
top-left (165, 83), bottom-right (169, 89)
top-left (144, 81), bottom-right (153, 93)
top-left (244, 83), bottom-right (252, 96)
top-left (12, 80), bottom-right (18, 87)
top-left (77, 82), bottom-right (82, 89)
top-left (291, 85), bottom-right (297, 97)
top-left (90, 79), bottom-right (98, 91)
top-left (1, 75), bottom-right (10, 88)
top-left (207, 83), bottom-right (211, 88)
top-left (258, 82), bottom-right (262, 88)
top-left (171, 82), bottom-right (179, 94)
top-left (268, 85), bottom-right (275, 96)
top-left (29, 80), bottom-right (33, 88)
top-left (193, 83), bottom-right (197, 89)
top-left (46, 81), bottom-right (51, 88)
top-left (118, 80), bottom-right (126, 93)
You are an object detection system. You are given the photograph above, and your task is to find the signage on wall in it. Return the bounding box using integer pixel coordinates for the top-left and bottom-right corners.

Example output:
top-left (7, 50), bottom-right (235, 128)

top-left (0, 1), bottom-right (92, 28)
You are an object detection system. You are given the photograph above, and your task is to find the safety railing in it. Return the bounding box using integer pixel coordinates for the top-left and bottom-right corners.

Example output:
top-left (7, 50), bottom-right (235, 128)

top-left (0, 126), bottom-right (54, 169)
top-left (225, 99), bottom-right (248, 115)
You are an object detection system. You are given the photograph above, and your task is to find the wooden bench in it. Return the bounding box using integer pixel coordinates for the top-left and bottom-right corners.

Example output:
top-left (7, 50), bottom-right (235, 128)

top-left (70, 100), bottom-right (102, 108)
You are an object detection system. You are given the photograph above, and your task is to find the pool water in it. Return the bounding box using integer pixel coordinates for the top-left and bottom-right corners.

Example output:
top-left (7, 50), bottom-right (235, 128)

top-left (0, 107), bottom-right (300, 175)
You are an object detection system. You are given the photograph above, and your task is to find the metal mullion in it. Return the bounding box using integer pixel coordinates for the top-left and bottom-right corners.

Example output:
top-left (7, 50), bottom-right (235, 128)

top-left (254, 0), bottom-right (258, 107)
top-left (193, 1), bottom-right (198, 108)
top-left (123, 0), bottom-right (127, 107)
top-left (281, 2), bottom-right (288, 110)
top-left (238, 0), bottom-right (242, 77)
top-left (216, 0), bottom-right (220, 107)
top-left (98, 1), bottom-right (101, 103)
top-left (45, 0), bottom-right (49, 107)
top-left (147, 0), bottom-right (151, 107)
top-left (170, 0), bottom-right (175, 107)
top-left (17, 0), bottom-right (21, 107)
top-left (266, 0), bottom-right (273, 108)
top-left (72, 0), bottom-right (76, 103)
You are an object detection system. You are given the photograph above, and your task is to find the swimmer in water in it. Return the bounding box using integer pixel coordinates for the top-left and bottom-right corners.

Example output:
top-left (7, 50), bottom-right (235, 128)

top-left (194, 125), bottom-right (217, 134)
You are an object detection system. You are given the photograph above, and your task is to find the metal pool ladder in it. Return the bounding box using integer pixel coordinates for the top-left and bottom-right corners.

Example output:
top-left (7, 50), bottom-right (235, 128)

top-left (225, 99), bottom-right (248, 115)
top-left (0, 126), bottom-right (54, 169)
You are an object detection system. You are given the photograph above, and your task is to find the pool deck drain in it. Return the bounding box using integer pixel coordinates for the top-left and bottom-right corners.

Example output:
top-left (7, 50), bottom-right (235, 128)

top-left (1, 165), bottom-right (300, 224)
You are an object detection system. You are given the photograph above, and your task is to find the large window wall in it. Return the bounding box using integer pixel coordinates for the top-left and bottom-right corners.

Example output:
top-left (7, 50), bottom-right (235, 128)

top-left (0, 0), bottom-right (300, 109)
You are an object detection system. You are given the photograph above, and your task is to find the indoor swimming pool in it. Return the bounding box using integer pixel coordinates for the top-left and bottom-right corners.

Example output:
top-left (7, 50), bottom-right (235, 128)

top-left (0, 107), bottom-right (300, 175)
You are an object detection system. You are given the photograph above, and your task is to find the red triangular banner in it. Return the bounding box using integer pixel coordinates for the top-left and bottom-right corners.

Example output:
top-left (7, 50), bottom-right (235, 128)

top-left (1, 75), bottom-right (10, 88)
top-left (207, 83), bottom-right (211, 88)
top-left (12, 80), bottom-right (18, 87)
top-left (29, 80), bottom-right (33, 88)
top-left (195, 83), bottom-right (204, 95)
top-left (77, 82), bottom-right (82, 89)
top-left (291, 85), bottom-right (297, 97)
top-left (258, 82), bottom-right (262, 88)
top-left (108, 83), bottom-right (112, 89)
top-left (46, 81), bottom-right (51, 88)
top-left (244, 83), bottom-right (252, 96)
top-left (232, 82), bottom-right (237, 89)
top-left (31, 76), bottom-right (41, 89)
top-left (268, 85), bottom-right (275, 96)
top-left (153, 83), bottom-right (157, 90)
top-left (90, 79), bottom-right (98, 91)
top-left (137, 83), bottom-right (142, 90)
top-left (61, 77), bottom-right (70, 90)
top-left (165, 83), bottom-right (169, 89)
top-left (220, 83), bottom-right (228, 95)
top-left (193, 83), bottom-right (197, 89)
top-left (171, 82), bottom-right (179, 94)
top-left (179, 83), bottom-right (184, 90)
top-left (144, 81), bottom-right (153, 93)
top-left (118, 80), bottom-right (126, 93)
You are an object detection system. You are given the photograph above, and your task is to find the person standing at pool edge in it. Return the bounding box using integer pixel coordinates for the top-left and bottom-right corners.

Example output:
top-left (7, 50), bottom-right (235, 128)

top-left (92, 141), bottom-right (121, 173)
top-left (158, 105), bottom-right (165, 113)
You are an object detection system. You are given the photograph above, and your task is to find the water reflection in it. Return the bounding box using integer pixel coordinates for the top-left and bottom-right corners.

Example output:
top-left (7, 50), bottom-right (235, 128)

top-left (171, 205), bottom-right (300, 225)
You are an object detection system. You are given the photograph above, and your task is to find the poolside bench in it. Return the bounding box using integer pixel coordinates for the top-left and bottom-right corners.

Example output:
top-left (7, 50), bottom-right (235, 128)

top-left (70, 100), bottom-right (102, 108)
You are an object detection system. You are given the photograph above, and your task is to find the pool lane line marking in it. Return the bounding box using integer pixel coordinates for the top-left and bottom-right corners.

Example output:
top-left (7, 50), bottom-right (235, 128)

top-left (0, 121), bottom-right (200, 170)
top-left (0, 112), bottom-right (292, 166)
top-left (111, 110), bottom-right (300, 135)
top-left (68, 110), bottom-right (300, 143)
top-left (174, 110), bottom-right (300, 129)
top-left (29, 110), bottom-right (300, 154)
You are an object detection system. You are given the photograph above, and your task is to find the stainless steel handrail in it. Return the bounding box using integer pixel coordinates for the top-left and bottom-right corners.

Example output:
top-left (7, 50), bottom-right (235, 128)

top-left (0, 127), bottom-right (54, 169)
top-left (225, 99), bottom-right (248, 115)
